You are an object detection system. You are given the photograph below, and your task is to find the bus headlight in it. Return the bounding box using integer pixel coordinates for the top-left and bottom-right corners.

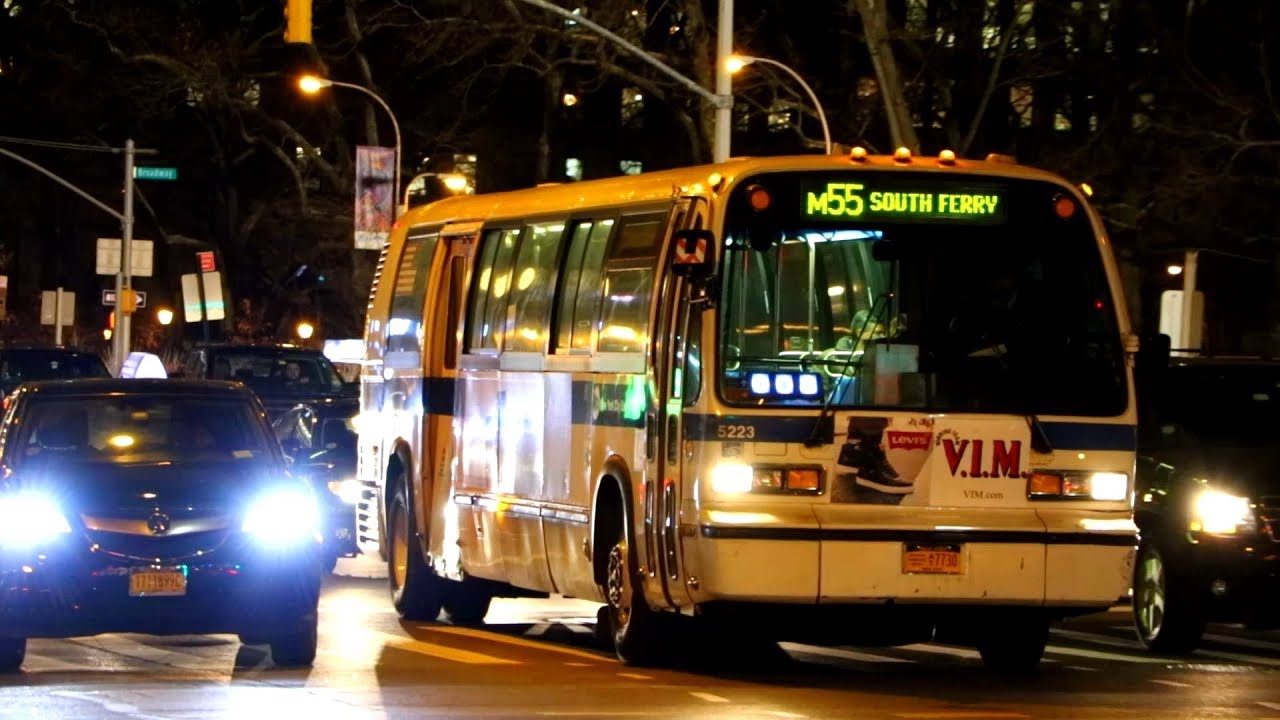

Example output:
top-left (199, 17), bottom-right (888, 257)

top-left (709, 463), bottom-right (824, 495)
top-left (1189, 490), bottom-right (1255, 535)
top-left (1027, 471), bottom-right (1128, 501)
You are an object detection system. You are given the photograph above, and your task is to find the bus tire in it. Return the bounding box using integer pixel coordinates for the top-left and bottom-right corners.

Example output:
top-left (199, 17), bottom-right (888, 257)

top-left (976, 612), bottom-right (1048, 673)
top-left (1133, 541), bottom-right (1205, 654)
top-left (387, 481), bottom-right (444, 621)
top-left (604, 525), bottom-right (666, 666)
top-left (442, 578), bottom-right (494, 626)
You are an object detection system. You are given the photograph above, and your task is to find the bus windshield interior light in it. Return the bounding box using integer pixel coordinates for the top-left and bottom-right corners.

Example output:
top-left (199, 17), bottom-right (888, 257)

top-left (748, 372), bottom-right (822, 398)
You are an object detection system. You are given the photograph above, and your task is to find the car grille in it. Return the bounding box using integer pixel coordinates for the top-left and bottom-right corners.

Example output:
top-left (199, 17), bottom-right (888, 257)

top-left (81, 511), bottom-right (233, 562)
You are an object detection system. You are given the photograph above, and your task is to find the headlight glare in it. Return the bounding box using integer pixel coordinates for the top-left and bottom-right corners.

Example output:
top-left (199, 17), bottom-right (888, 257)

top-left (243, 488), bottom-right (321, 543)
top-left (1190, 490), bottom-right (1254, 535)
top-left (327, 479), bottom-right (363, 505)
top-left (0, 494), bottom-right (72, 548)
top-left (710, 463), bottom-right (753, 494)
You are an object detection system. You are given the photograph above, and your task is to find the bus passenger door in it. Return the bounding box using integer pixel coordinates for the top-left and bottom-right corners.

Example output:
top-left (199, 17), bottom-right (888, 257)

top-left (645, 198), bottom-right (706, 609)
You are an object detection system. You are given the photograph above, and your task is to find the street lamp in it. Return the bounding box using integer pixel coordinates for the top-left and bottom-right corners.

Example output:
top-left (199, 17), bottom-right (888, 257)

top-left (298, 75), bottom-right (403, 216)
top-left (727, 54), bottom-right (832, 155)
top-left (156, 307), bottom-right (174, 326)
top-left (296, 321), bottom-right (315, 341)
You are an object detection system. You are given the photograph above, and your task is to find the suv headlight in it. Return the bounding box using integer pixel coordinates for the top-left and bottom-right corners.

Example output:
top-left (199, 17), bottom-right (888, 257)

top-left (242, 488), bottom-right (322, 544)
top-left (1189, 489), bottom-right (1256, 535)
top-left (0, 494), bottom-right (72, 548)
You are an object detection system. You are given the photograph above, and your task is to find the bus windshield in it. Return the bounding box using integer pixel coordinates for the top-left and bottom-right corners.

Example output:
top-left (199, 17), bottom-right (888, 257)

top-left (719, 172), bottom-right (1127, 416)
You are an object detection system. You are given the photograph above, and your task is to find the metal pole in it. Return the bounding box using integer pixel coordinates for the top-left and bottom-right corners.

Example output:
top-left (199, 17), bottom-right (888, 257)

top-left (54, 287), bottom-right (63, 346)
top-left (714, 0), bottom-right (734, 162)
top-left (1179, 248), bottom-right (1199, 354)
top-left (325, 80), bottom-right (403, 217)
top-left (113, 139), bottom-right (136, 375)
top-left (749, 57), bottom-right (832, 154)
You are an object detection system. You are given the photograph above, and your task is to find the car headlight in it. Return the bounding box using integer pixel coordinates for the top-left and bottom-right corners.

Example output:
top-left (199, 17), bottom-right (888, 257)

top-left (242, 488), bottom-right (322, 544)
top-left (0, 494), bottom-right (72, 548)
top-left (1189, 489), bottom-right (1256, 535)
top-left (327, 478), bottom-right (363, 505)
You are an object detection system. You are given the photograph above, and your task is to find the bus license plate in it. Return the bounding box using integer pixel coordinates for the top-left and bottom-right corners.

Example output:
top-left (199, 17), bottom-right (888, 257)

top-left (128, 568), bottom-right (187, 597)
top-left (902, 544), bottom-right (963, 574)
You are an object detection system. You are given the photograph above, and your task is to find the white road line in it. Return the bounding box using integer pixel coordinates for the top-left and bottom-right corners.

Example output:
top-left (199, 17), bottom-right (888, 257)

top-left (1150, 679), bottom-right (1193, 688)
top-left (1258, 701), bottom-right (1280, 711)
top-left (1202, 633), bottom-right (1280, 652)
top-left (563, 661), bottom-right (592, 667)
top-left (1043, 645), bottom-right (1170, 664)
top-left (375, 631), bottom-right (520, 665)
top-left (1194, 648), bottom-right (1280, 668)
top-left (763, 712), bottom-right (808, 719)
top-left (537, 713), bottom-right (656, 717)
top-left (894, 713), bottom-right (1029, 719)
top-left (1051, 628), bottom-right (1144, 650)
top-left (1064, 665), bottom-right (1099, 671)
top-left (617, 672), bottom-right (652, 680)
top-left (564, 624), bottom-right (595, 635)
top-left (899, 644), bottom-right (983, 660)
top-left (49, 691), bottom-right (172, 720)
top-left (525, 623), bottom-right (550, 637)
top-left (688, 692), bottom-right (729, 703)
top-left (21, 651), bottom-right (89, 673)
top-left (780, 642), bottom-right (912, 664)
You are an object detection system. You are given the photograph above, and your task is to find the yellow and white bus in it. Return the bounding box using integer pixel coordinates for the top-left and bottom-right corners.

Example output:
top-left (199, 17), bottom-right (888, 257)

top-left (355, 150), bottom-right (1138, 671)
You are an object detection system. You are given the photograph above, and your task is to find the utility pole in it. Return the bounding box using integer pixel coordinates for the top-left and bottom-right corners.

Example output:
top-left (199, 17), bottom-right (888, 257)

top-left (113, 139), bottom-right (136, 371)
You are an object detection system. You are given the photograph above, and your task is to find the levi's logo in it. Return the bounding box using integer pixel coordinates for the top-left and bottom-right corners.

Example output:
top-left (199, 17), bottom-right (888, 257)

top-left (886, 431), bottom-right (932, 450)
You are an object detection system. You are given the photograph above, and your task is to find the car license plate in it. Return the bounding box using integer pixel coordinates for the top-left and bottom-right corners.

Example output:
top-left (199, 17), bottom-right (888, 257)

top-left (902, 543), bottom-right (963, 574)
top-left (128, 567), bottom-right (187, 597)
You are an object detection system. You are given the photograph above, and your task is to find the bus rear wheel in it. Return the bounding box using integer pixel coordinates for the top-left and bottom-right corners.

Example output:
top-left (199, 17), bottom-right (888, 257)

top-left (387, 481), bottom-right (445, 621)
top-left (604, 532), bottom-right (666, 666)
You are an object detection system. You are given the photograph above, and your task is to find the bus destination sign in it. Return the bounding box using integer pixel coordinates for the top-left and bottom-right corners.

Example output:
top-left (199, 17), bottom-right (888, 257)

top-left (804, 182), bottom-right (1006, 223)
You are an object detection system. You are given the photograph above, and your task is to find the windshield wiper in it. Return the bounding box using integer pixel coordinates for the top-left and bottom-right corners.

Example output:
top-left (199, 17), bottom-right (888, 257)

top-left (963, 326), bottom-right (1054, 455)
top-left (804, 293), bottom-right (892, 448)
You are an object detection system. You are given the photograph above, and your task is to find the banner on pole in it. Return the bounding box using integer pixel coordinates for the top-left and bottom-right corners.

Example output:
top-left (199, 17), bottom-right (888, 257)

top-left (355, 145), bottom-right (395, 250)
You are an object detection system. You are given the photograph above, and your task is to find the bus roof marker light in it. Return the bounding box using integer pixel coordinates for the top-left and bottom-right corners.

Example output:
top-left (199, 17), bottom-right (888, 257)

top-left (849, 146), bottom-right (868, 162)
top-left (707, 173), bottom-right (725, 192)
top-left (1079, 182), bottom-right (1094, 197)
top-left (797, 373), bottom-right (821, 396)
top-left (749, 373), bottom-right (772, 394)
top-left (893, 147), bottom-right (912, 163)
top-left (773, 374), bottom-right (796, 396)
top-left (938, 149), bottom-right (957, 166)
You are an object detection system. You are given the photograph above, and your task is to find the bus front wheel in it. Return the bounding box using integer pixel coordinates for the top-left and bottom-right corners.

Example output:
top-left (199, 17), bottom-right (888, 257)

top-left (387, 481), bottom-right (444, 621)
top-left (604, 531), bottom-right (665, 665)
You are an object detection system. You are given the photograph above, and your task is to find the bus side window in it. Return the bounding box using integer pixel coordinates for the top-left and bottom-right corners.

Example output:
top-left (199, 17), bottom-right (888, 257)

top-left (555, 219), bottom-right (615, 353)
top-left (682, 309), bottom-right (703, 404)
top-left (505, 221), bottom-right (566, 353)
top-left (597, 212), bottom-right (666, 354)
top-left (388, 226), bottom-right (440, 353)
top-left (466, 228), bottom-right (520, 353)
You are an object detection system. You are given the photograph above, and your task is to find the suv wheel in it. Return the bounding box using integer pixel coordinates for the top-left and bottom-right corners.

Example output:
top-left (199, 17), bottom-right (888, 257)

top-left (1133, 541), bottom-right (1206, 654)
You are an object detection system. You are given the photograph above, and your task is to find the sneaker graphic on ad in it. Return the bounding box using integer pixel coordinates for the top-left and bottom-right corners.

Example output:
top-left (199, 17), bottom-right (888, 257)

top-left (854, 447), bottom-right (914, 494)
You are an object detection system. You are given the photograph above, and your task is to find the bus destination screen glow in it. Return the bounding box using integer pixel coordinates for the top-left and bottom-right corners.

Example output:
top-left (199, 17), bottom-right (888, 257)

top-left (803, 182), bottom-right (1006, 223)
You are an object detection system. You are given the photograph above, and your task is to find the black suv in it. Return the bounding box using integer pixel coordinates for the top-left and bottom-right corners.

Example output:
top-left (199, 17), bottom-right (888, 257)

top-left (1133, 356), bottom-right (1280, 653)
top-left (182, 344), bottom-right (356, 420)
top-left (0, 347), bottom-right (110, 395)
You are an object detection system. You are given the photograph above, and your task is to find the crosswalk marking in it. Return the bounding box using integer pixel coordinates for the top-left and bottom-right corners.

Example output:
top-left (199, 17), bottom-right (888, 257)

top-left (1043, 644), bottom-right (1171, 664)
top-left (780, 643), bottom-right (911, 664)
top-left (899, 643), bottom-right (982, 660)
top-left (1150, 679), bottom-right (1193, 688)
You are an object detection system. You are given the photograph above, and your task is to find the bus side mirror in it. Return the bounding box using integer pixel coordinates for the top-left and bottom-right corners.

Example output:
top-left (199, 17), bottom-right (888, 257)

top-left (670, 228), bottom-right (716, 280)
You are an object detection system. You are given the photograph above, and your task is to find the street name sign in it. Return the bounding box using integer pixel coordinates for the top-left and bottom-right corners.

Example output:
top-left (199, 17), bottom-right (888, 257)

top-left (133, 166), bottom-right (178, 181)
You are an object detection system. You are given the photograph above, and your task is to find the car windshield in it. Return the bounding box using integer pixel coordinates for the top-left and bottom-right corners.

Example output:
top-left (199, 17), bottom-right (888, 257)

top-left (1152, 364), bottom-right (1280, 448)
top-left (718, 171), bottom-right (1127, 416)
top-left (0, 352), bottom-right (110, 385)
top-left (13, 395), bottom-right (272, 466)
top-left (206, 351), bottom-right (345, 395)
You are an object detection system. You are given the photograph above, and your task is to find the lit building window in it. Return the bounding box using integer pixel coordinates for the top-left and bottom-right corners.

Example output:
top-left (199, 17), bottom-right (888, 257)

top-left (619, 160), bottom-right (643, 175)
top-left (1010, 83), bottom-right (1033, 129)
top-left (767, 101), bottom-right (792, 133)
top-left (565, 158), bottom-right (583, 181)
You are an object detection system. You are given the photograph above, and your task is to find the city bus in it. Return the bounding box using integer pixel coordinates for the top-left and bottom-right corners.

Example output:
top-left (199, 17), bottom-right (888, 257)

top-left (354, 150), bottom-right (1139, 671)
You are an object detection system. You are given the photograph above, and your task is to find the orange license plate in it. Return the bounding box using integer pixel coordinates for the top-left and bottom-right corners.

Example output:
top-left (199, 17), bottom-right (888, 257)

top-left (128, 568), bottom-right (187, 597)
top-left (902, 544), bottom-right (963, 574)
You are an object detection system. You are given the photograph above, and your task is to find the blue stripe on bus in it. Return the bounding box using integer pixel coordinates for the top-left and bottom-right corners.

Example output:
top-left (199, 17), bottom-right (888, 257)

top-left (684, 413), bottom-right (1134, 451)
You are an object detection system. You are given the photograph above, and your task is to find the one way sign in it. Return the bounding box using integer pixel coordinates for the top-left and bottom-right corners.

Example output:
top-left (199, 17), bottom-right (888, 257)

top-left (102, 289), bottom-right (147, 308)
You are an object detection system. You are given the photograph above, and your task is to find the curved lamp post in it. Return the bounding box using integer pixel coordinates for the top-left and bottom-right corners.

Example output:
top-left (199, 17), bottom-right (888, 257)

top-left (298, 75), bottom-right (403, 216)
top-left (727, 54), bottom-right (832, 155)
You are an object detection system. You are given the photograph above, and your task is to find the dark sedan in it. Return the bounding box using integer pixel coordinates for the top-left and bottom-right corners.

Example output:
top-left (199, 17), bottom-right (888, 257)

top-left (0, 379), bottom-right (324, 671)
top-left (0, 347), bottom-right (110, 396)
top-left (272, 398), bottom-right (361, 572)
top-left (181, 343), bottom-right (357, 420)
top-left (1133, 357), bottom-right (1280, 653)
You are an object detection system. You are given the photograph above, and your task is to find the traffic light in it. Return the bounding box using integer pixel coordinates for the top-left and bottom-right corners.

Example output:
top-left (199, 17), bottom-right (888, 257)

top-left (283, 0), bottom-right (313, 44)
top-left (120, 289), bottom-right (138, 314)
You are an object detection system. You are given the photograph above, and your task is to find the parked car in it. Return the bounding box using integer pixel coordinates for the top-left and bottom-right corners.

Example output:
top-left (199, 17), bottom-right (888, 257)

top-left (0, 347), bottom-right (110, 395)
top-left (181, 343), bottom-right (356, 420)
top-left (272, 398), bottom-right (361, 572)
top-left (1133, 356), bottom-right (1280, 653)
top-left (0, 379), bottom-right (324, 671)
